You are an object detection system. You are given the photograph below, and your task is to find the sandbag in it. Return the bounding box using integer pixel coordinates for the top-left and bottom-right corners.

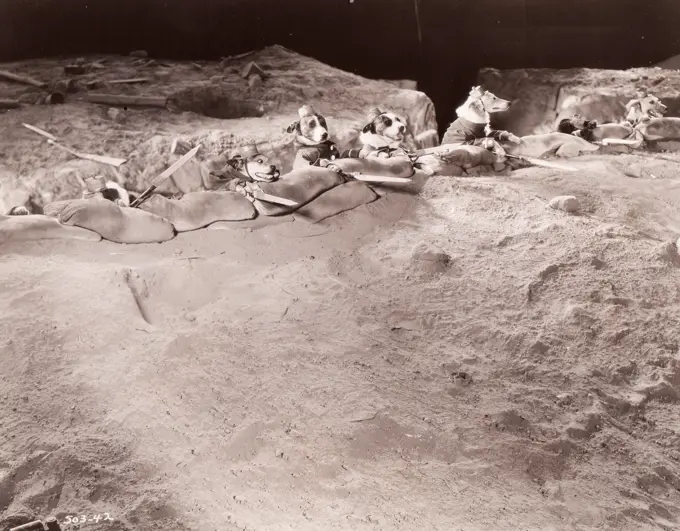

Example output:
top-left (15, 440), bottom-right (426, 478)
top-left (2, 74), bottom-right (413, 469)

top-left (331, 156), bottom-right (415, 178)
top-left (0, 214), bottom-right (101, 245)
top-left (294, 181), bottom-right (378, 223)
top-left (636, 117), bottom-right (680, 142)
top-left (139, 191), bottom-right (256, 232)
top-left (435, 144), bottom-right (498, 168)
top-left (254, 166), bottom-right (345, 216)
top-left (44, 199), bottom-right (175, 244)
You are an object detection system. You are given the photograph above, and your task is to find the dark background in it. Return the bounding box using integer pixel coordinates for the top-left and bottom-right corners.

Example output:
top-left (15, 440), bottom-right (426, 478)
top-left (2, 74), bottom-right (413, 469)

top-left (1, 0), bottom-right (678, 132)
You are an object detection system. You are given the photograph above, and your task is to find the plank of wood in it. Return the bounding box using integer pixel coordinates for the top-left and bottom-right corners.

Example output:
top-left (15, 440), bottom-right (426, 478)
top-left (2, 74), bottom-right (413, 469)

top-left (131, 146), bottom-right (201, 207)
top-left (85, 93), bottom-right (167, 108)
top-left (350, 174), bottom-right (413, 184)
top-left (252, 190), bottom-right (298, 207)
top-left (0, 99), bottom-right (20, 109)
top-left (47, 139), bottom-right (127, 167)
top-left (22, 123), bottom-right (58, 141)
top-left (0, 69), bottom-right (47, 88)
top-left (106, 77), bottom-right (151, 85)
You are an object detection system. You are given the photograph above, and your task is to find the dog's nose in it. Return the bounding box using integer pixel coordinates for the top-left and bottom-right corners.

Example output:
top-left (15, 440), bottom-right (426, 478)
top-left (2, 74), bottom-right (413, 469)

top-left (269, 165), bottom-right (276, 172)
top-left (320, 132), bottom-right (328, 140)
top-left (398, 124), bottom-right (405, 133)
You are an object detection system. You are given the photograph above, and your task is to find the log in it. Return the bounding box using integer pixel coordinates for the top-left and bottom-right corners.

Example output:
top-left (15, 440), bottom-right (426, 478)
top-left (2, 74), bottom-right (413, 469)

top-left (0, 69), bottom-right (47, 88)
top-left (85, 93), bottom-right (168, 108)
top-left (0, 99), bottom-right (20, 109)
top-left (106, 77), bottom-right (151, 85)
top-left (350, 173), bottom-right (413, 184)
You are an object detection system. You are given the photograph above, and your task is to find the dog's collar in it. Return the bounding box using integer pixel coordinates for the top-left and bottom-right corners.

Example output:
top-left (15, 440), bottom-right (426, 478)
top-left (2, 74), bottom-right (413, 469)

top-left (295, 134), bottom-right (330, 147)
top-left (359, 131), bottom-right (401, 150)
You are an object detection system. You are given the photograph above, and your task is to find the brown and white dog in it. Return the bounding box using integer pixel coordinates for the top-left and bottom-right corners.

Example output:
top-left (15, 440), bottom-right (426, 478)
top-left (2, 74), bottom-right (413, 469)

top-left (441, 86), bottom-right (521, 150)
top-left (6, 206), bottom-right (30, 216)
top-left (207, 144), bottom-right (281, 201)
top-left (287, 105), bottom-right (340, 170)
top-left (84, 181), bottom-right (136, 207)
top-left (356, 107), bottom-right (409, 158)
top-left (625, 91), bottom-right (667, 125)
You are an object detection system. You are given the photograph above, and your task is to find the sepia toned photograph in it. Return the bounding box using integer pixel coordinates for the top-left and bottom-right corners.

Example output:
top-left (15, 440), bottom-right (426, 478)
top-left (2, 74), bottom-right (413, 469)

top-left (1, 1), bottom-right (679, 530)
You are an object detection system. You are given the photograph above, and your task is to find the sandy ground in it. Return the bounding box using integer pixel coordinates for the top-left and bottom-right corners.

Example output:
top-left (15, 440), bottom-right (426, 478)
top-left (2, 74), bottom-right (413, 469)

top-left (3, 53), bottom-right (680, 531)
top-left (2, 151), bottom-right (680, 531)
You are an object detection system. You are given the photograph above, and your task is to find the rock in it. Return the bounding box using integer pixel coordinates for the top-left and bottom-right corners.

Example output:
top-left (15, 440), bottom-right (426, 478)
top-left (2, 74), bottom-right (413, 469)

top-left (241, 61), bottom-right (266, 80)
top-left (656, 241), bottom-right (680, 267)
top-left (412, 242), bottom-right (450, 263)
top-left (548, 195), bottom-right (580, 213)
top-left (275, 449), bottom-right (284, 458)
top-left (129, 50), bottom-right (148, 58)
top-left (248, 74), bottom-right (263, 88)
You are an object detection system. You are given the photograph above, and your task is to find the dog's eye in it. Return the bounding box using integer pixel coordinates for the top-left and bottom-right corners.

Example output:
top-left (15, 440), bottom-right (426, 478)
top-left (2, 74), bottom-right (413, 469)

top-left (383, 117), bottom-right (392, 127)
top-left (319, 118), bottom-right (327, 128)
top-left (256, 158), bottom-right (264, 163)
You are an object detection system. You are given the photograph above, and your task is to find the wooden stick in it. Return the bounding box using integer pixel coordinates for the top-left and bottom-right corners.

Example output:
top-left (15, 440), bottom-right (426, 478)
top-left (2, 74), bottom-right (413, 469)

top-left (350, 173), bottom-right (413, 184)
top-left (85, 93), bottom-right (168, 108)
top-left (505, 154), bottom-right (578, 172)
top-left (0, 69), bottom-right (47, 88)
top-left (106, 77), bottom-right (151, 85)
top-left (252, 190), bottom-right (298, 206)
top-left (131, 146), bottom-right (201, 207)
top-left (22, 123), bottom-right (57, 141)
top-left (0, 99), bottom-right (20, 109)
top-left (47, 139), bottom-right (127, 167)
top-left (597, 138), bottom-right (639, 146)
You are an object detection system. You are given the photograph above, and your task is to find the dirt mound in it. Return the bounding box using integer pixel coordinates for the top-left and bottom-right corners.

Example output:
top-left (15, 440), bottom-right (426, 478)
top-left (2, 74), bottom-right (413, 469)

top-left (478, 66), bottom-right (680, 136)
top-left (0, 45), bottom-right (436, 212)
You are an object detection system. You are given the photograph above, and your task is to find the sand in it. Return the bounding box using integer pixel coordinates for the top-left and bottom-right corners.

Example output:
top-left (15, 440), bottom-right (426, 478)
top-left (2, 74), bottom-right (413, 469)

top-left (2, 52), bottom-right (680, 531)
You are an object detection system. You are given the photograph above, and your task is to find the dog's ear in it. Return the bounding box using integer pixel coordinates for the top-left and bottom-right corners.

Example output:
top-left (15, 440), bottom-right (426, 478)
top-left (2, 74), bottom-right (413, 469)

top-left (286, 121), bottom-right (300, 134)
top-left (226, 155), bottom-right (245, 169)
top-left (362, 122), bottom-right (375, 134)
top-left (470, 100), bottom-right (484, 115)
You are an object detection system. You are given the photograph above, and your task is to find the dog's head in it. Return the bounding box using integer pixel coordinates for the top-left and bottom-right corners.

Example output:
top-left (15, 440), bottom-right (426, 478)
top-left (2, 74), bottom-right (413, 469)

top-left (226, 145), bottom-right (280, 182)
top-left (640, 94), bottom-right (667, 118)
top-left (96, 181), bottom-right (131, 207)
top-left (361, 108), bottom-right (407, 142)
top-left (469, 85), bottom-right (512, 113)
top-left (6, 206), bottom-right (30, 216)
top-left (287, 105), bottom-right (330, 144)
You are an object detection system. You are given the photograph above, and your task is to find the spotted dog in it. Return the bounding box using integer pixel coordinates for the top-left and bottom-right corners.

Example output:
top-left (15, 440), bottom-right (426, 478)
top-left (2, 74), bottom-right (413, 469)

top-left (557, 114), bottom-right (598, 142)
top-left (84, 181), bottom-right (137, 207)
top-left (355, 107), bottom-right (409, 158)
top-left (287, 105), bottom-right (340, 170)
top-left (6, 206), bottom-right (30, 216)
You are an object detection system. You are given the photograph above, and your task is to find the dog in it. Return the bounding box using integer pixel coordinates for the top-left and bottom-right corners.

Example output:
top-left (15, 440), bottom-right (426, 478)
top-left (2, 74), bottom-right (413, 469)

top-left (441, 86), bottom-right (521, 151)
top-left (557, 114), bottom-right (598, 142)
top-left (207, 144), bottom-right (281, 201)
top-left (625, 92), bottom-right (667, 125)
top-left (287, 105), bottom-right (340, 170)
top-left (355, 107), bottom-right (409, 158)
top-left (84, 181), bottom-right (137, 207)
top-left (558, 113), bottom-right (643, 148)
top-left (6, 206), bottom-right (30, 216)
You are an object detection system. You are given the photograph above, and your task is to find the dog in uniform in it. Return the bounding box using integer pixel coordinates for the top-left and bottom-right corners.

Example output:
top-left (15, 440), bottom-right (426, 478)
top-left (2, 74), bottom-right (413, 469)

top-left (441, 86), bottom-right (520, 154)
top-left (287, 105), bottom-right (341, 170)
top-left (355, 107), bottom-right (409, 158)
